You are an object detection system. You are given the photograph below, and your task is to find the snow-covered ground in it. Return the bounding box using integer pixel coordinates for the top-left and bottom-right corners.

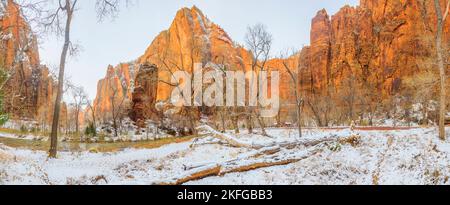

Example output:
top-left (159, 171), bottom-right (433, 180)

top-left (1, 127), bottom-right (449, 185)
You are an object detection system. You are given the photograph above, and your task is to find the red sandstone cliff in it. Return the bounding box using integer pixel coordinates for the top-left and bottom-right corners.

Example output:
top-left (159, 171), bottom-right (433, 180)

top-left (94, 6), bottom-right (255, 115)
top-left (300, 0), bottom-right (449, 96)
top-left (93, 1), bottom-right (449, 125)
top-left (0, 0), bottom-right (56, 122)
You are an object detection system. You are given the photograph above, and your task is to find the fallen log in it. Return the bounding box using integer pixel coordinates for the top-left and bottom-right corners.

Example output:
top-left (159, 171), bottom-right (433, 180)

top-left (220, 159), bottom-right (301, 175)
top-left (198, 125), bottom-right (343, 150)
top-left (197, 125), bottom-right (270, 149)
top-left (160, 165), bottom-right (222, 185)
top-left (162, 127), bottom-right (354, 185)
top-left (183, 146), bottom-right (282, 171)
top-left (162, 147), bottom-right (322, 185)
top-left (183, 135), bottom-right (342, 172)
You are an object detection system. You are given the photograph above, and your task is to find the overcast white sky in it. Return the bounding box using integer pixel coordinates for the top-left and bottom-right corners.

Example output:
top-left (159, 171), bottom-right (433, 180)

top-left (38, 0), bottom-right (359, 100)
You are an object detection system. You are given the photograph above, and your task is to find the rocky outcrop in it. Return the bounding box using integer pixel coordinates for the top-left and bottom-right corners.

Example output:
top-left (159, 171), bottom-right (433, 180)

top-left (300, 0), bottom-right (449, 97)
top-left (94, 6), bottom-right (256, 118)
top-left (310, 9), bottom-right (332, 91)
top-left (129, 63), bottom-right (159, 127)
top-left (137, 6), bottom-right (253, 101)
top-left (0, 0), bottom-right (56, 122)
top-left (94, 1), bottom-right (449, 126)
top-left (93, 63), bottom-right (136, 116)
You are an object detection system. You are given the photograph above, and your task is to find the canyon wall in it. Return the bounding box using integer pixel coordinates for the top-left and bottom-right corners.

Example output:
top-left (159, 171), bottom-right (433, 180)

top-left (93, 6), bottom-right (258, 119)
top-left (301, 0), bottom-right (449, 95)
top-left (0, 0), bottom-right (56, 123)
top-left (94, 0), bottom-right (449, 126)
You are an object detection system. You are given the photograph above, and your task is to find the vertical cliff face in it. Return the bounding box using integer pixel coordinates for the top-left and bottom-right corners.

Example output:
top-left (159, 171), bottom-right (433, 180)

top-left (0, 0), bottom-right (56, 121)
top-left (94, 6), bottom-right (255, 116)
top-left (310, 9), bottom-right (332, 91)
top-left (300, 0), bottom-right (449, 96)
top-left (93, 1), bottom-right (449, 126)
top-left (137, 6), bottom-right (253, 101)
top-left (94, 63), bottom-right (136, 116)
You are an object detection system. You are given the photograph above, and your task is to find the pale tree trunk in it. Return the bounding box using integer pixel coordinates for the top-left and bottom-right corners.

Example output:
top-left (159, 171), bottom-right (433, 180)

top-left (296, 101), bottom-right (303, 138)
top-left (246, 112), bottom-right (254, 134)
top-left (111, 98), bottom-right (119, 138)
top-left (49, 1), bottom-right (75, 158)
top-left (283, 62), bottom-right (303, 139)
top-left (256, 114), bottom-right (268, 136)
top-left (434, 0), bottom-right (449, 141)
top-left (75, 108), bottom-right (80, 134)
top-left (233, 117), bottom-right (240, 134)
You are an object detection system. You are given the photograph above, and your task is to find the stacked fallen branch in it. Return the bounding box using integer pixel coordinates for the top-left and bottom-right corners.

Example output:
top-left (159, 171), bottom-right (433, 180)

top-left (159, 146), bottom-right (322, 185)
top-left (196, 125), bottom-right (271, 149)
top-left (196, 125), bottom-right (340, 150)
top-left (157, 126), bottom-right (354, 185)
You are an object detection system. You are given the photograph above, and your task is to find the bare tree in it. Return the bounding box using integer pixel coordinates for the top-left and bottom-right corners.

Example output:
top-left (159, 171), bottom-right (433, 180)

top-left (45, 0), bottom-right (78, 158)
top-left (245, 24), bottom-right (272, 136)
top-left (109, 84), bottom-right (127, 138)
top-left (68, 85), bottom-right (88, 135)
top-left (28, 0), bottom-right (132, 158)
top-left (280, 51), bottom-right (304, 139)
top-left (85, 98), bottom-right (98, 132)
top-left (340, 75), bottom-right (358, 123)
top-left (434, 0), bottom-right (449, 140)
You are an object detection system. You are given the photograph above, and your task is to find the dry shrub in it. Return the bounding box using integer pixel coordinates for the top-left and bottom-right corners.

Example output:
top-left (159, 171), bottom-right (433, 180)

top-left (340, 135), bottom-right (361, 147)
top-left (425, 169), bottom-right (449, 185)
top-left (66, 175), bottom-right (108, 185)
top-left (154, 161), bottom-right (165, 171)
top-left (0, 150), bottom-right (14, 161)
top-left (88, 147), bottom-right (100, 153)
top-left (91, 175), bottom-right (108, 184)
top-left (372, 173), bottom-right (380, 185)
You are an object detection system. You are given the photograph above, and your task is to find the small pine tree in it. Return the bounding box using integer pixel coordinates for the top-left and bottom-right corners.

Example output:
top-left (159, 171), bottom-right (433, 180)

top-left (84, 122), bottom-right (97, 137)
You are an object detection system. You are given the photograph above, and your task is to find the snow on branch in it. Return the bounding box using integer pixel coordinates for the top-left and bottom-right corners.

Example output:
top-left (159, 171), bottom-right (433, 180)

top-left (196, 125), bottom-right (272, 149)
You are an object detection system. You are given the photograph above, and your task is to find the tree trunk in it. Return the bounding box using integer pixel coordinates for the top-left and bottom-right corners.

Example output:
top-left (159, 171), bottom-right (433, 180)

top-left (232, 108), bottom-right (240, 134)
top-left (246, 111), bottom-right (253, 134)
top-left (91, 108), bottom-right (97, 135)
top-left (297, 102), bottom-right (303, 139)
top-left (49, 5), bottom-right (73, 158)
top-left (75, 109), bottom-right (79, 134)
top-left (113, 118), bottom-right (119, 138)
top-left (220, 108), bottom-right (226, 133)
top-left (256, 114), bottom-right (268, 136)
top-left (434, 0), bottom-right (447, 141)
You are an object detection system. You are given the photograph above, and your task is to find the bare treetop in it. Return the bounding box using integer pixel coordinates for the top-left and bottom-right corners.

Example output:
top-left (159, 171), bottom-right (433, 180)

top-left (6, 0), bottom-right (133, 36)
top-left (95, 0), bottom-right (134, 22)
top-left (245, 23), bottom-right (273, 62)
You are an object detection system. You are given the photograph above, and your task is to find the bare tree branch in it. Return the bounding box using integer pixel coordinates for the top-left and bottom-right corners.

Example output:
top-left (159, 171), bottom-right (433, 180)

top-left (444, 0), bottom-right (450, 21)
top-left (95, 0), bottom-right (134, 22)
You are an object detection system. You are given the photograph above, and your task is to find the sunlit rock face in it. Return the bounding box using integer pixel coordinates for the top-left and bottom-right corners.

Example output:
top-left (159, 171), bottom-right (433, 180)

top-left (137, 6), bottom-right (254, 101)
top-left (94, 63), bottom-right (136, 117)
top-left (0, 0), bottom-right (56, 122)
top-left (94, 6), bottom-right (257, 116)
top-left (94, 1), bottom-right (449, 125)
top-left (300, 0), bottom-right (449, 97)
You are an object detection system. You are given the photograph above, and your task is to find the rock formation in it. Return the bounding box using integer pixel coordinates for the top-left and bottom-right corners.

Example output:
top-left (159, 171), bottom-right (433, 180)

top-left (94, 63), bottom-right (136, 116)
top-left (94, 6), bottom-right (256, 120)
top-left (300, 0), bottom-right (449, 96)
top-left (94, 0), bottom-right (449, 126)
top-left (0, 0), bottom-right (57, 123)
top-left (129, 63), bottom-right (159, 127)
